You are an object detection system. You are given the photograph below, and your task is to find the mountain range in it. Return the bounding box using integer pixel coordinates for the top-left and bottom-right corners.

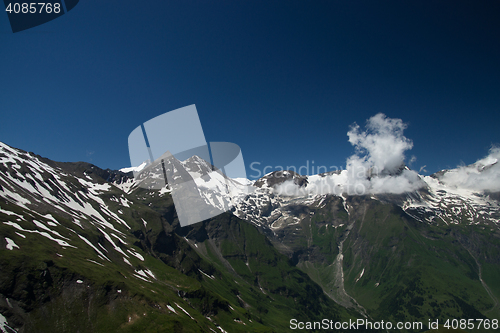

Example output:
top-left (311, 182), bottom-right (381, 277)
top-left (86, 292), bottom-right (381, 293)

top-left (1, 141), bottom-right (499, 332)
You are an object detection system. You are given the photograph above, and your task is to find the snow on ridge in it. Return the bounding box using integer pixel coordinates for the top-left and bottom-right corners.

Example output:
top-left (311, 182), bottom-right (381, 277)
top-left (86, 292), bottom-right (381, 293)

top-left (119, 161), bottom-right (147, 174)
top-left (112, 177), bottom-right (138, 194)
top-left (0, 151), bottom-right (132, 234)
top-left (77, 178), bottom-right (111, 192)
top-left (28, 172), bottom-right (133, 232)
top-left (232, 177), bottom-right (254, 186)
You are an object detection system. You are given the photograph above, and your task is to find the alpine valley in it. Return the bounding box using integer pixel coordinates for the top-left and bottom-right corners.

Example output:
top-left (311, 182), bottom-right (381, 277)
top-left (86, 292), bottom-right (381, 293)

top-left (1, 141), bottom-right (499, 333)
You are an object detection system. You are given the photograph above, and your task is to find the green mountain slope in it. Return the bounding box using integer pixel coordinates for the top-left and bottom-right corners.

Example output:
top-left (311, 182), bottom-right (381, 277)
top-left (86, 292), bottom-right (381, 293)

top-left (261, 193), bottom-right (500, 332)
top-left (2, 142), bottom-right (500, 332)
top-left (0, 156), bottom-right (365, 333)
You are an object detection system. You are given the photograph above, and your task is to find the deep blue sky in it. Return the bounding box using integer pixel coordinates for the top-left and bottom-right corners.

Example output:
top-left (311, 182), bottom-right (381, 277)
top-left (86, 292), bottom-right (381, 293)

top-left (1, 1), bottom-right (499, 179)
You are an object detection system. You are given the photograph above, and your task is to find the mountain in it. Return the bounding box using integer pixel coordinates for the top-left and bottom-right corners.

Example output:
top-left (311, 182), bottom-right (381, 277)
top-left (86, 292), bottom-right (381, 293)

top-left (233, 167), bottom-right (500, 332)
top-left (0, 142), bottom-right (366, 333)
top-left (1, 140), bottom-right (500, 332)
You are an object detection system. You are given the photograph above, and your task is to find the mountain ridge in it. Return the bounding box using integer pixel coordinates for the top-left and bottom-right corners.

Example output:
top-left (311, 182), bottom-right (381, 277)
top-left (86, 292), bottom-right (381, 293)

top-left (0, 141), bottom-right (367, 332)
top-left (1, 140), bottom-right (500, 332)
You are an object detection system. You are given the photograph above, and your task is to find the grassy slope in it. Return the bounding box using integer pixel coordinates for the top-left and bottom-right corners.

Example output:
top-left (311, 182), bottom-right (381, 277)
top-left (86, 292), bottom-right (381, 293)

top-left (1, 187), bottom-right (368, 332)
top-left (281, 196), bottom-right (500, 333)
top-left (342, 200), bottom-right (500, 332)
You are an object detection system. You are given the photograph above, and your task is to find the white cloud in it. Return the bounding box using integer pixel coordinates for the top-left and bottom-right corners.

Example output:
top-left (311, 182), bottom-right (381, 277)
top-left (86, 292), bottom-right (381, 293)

top-left (270, 114), bottom-right (499, 196)
top-left (438, 147), bottom-right (500, 192)
top-left (347, 113), bottom-right (413, 174)
top-left (368, 169), bottom-right (424, 194)
top-left (274, 180), bottom-right (308, 197)
top-left (343, 113), bottom-right (424, 195)
top-left (271, 113), bottom-right (425, 197)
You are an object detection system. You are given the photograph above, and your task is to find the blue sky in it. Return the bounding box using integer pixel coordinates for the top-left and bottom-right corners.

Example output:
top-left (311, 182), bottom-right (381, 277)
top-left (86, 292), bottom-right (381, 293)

top-left (1, 1), bottom-right (499, 179)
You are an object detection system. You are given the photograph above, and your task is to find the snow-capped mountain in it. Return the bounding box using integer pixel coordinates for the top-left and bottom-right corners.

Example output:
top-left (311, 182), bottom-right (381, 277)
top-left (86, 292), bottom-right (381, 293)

top-left (126, 151), bottom-right (252, 226)
top-left (0, 141), bottom-right (147, 267)
top-left (232, 167), bottom-right (500, 233)
top-left (1, 141), bottom-right (352, 333)
top-left (116, 147), bottom-right (500, 252)
top-left (225, 166), bottom-right (500, 322)
top-left (2, 140), bottom-right (500, 332)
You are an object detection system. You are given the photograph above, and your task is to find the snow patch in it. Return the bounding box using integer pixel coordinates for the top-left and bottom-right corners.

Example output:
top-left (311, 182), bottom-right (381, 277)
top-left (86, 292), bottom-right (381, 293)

top-left (175, 303), bottom-right (194, 320)
top-left (5, 237), bottom-right (19, 250)
top-left (4, 222), bottom-right (75, 248)
top-left (120, 161), bottom-right (147, 174)
top-left (86, 259), bottom-right (104, 266)
top-left (199, 269), bottom-right (215, 280)
top-left (128, 250), bottom-right (145, 261)
top-left (0, 312), bottom-right (16, 333)
top-left (78, 235), bottom-right (110, 261)
top-left (355, 268), bottom-right (365, 283)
